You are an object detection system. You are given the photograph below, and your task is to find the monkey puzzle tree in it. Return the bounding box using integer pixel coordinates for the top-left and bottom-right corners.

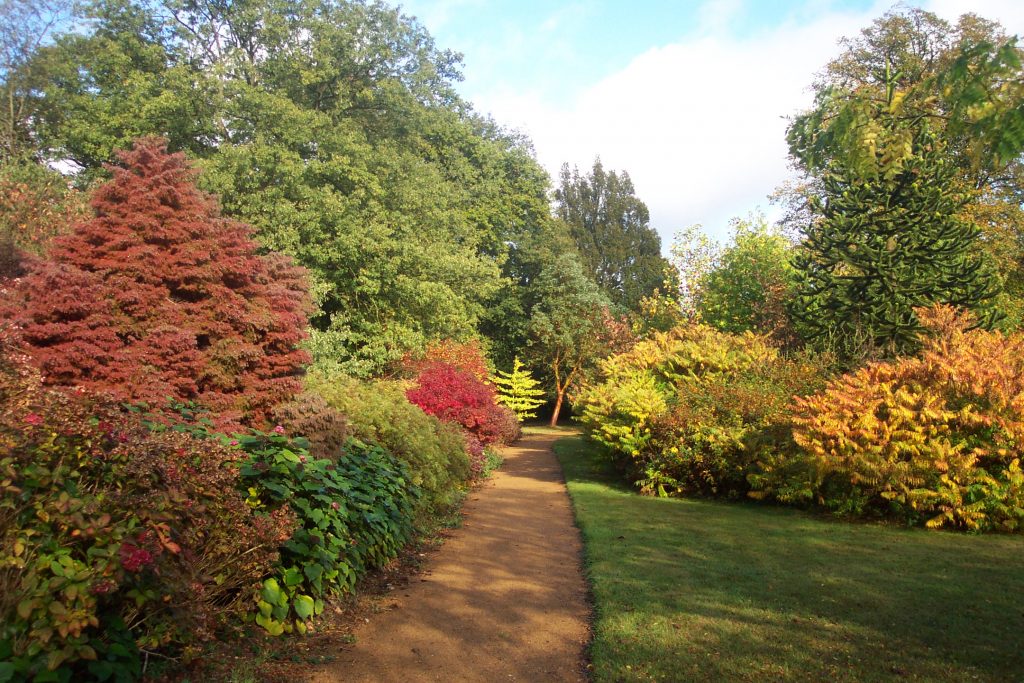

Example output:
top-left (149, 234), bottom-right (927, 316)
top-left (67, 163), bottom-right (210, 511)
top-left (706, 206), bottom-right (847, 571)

top-left (791, 127), bottom-right (1001, 356)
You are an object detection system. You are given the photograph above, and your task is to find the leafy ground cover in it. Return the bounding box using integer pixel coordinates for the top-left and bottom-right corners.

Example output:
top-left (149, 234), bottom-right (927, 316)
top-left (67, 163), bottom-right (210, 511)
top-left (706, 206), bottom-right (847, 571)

top-left (554, 435), bottom-right (1024, 683)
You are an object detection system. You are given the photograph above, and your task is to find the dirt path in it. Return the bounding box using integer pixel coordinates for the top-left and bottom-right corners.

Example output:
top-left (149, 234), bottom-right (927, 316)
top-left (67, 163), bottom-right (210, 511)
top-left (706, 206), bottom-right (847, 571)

top-left (307, 431), bottom-right (590, 682)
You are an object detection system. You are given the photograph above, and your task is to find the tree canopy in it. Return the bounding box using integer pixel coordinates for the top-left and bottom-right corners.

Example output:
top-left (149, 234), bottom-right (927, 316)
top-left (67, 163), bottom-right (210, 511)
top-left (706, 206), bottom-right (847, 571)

top-left (554, 158), bottom-right (672, 312)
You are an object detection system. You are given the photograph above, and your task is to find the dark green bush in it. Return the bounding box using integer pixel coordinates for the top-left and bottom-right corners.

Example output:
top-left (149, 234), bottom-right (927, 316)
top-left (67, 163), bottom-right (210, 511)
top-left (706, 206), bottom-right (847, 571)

top-left (307, 374), bottom-right (470, 514)
top-left (236, 429), bottom-right (419, 635)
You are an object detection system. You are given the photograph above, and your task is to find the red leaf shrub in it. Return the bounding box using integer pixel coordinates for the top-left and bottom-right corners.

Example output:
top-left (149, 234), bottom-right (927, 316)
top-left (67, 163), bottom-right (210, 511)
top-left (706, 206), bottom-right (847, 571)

top-left (3, 138), bottom-right (311, 428)
top-left (406, 361), bottom-right (519, 473)
top-left (0, 328), bottom-right (292, 676)
top-left (402, 339), bottom-right (490, 381)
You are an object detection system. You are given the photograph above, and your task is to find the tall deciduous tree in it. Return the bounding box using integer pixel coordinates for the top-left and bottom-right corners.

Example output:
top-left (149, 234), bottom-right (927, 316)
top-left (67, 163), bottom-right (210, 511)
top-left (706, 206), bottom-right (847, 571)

top-left (554, 158), bottom-right (671, 311)
top-left (5, 138), bottom-right (311, 426)
top-left (15, 0), bottom-right (556, 375)
top-left (527, 253), bottom-right (630, 426)
top-left (696, 216), bottom-right (798, 346)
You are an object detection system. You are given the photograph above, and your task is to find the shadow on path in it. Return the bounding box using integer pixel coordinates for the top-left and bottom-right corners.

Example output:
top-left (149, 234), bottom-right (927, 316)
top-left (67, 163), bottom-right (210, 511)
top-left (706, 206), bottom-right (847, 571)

top-left (307, 432), bottom-right (591, 683)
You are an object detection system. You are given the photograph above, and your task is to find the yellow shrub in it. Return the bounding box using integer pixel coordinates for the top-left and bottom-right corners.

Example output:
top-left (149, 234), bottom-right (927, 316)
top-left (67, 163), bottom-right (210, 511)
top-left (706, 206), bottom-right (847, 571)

top-left (777, 306), bottom-right (1024, 530)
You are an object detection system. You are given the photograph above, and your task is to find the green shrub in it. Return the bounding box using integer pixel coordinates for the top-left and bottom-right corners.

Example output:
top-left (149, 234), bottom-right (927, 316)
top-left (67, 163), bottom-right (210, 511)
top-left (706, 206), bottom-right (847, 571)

top-left (307, 374), bottom-right (470, 514)
top-left (0, 331), bottom-right (290, 681)
top-left (577, 325), bottom-right (827, 497)
top-left (752, 306), bottom-right (1024, 531)
top-left (236, 428), bottom-right (418, 635)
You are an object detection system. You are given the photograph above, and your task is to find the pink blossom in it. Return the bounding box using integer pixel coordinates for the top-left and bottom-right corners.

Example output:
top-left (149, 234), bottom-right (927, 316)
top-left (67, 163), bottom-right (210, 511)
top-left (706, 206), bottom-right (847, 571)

top-left (229, 439), bottom-right (239, 446)
top-left (273, 424), bottom-right (285, 434)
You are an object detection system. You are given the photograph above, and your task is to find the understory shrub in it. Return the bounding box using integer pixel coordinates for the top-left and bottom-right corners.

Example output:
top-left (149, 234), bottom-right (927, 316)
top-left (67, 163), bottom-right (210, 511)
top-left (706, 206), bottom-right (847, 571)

top-left (271, 391), bottom-right (351, 460)
top-left (236, 429), bottom-right (418, 635)
top-left (306, 374), bottom-right (471, 513)
top-left (406, 361), bottom-right (520, 475)
top-left (3, 139), bottom-right (311, 429)
top-left (752, 306), bottom-right (1024, 531)
top-left (0, 330), bottom-right (290, 681)
top-left (578, 325), bottom-right (827, 497)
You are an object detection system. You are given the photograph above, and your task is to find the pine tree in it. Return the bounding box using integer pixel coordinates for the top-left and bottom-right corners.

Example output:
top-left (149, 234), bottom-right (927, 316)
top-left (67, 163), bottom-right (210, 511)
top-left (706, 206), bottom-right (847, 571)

top-left (491, 357), bottom-right (545, 422)
top-left (6, 138), bottom-right (311, 427)
top-left (791, 130), bottom-right (1001, 356)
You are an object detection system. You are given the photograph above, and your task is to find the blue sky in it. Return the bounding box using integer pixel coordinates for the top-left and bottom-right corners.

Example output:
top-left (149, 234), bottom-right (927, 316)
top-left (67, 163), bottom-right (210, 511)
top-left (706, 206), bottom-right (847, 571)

top-left (399, 0), bottom-right (1024, 250)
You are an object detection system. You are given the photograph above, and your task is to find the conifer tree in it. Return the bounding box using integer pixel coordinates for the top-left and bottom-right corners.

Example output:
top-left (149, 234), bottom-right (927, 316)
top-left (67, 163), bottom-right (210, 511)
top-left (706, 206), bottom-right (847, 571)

top-left (491, 357), bottom-right (545, 422)
top-left (791, 129), bottom-right (1001, 356)
top-left (6, 138), bottom-right (311, 426)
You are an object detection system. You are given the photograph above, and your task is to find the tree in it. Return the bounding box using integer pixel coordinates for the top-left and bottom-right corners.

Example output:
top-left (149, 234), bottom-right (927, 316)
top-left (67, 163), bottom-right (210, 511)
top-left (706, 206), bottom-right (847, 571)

top-left (696, 215), bottom-right (798, 346)
top-left (491, 357), bottom-right (545, 422)
top-left (0, 158), bottom-right (85, 277)
top-left (15, 0), bottom-right (556, 376)
top-left (526, 253), bottom-right (630, 426)
top-left (784, 7), bottom-right (1024, 330)
top-left (790, 128), bottom-right (1001, 356)
top-left (4, 138), bottom-right (311, 426)
top-left (0, 0), bottom-right (75, 158)
top-left (554, 158), bottom-right (672, 311)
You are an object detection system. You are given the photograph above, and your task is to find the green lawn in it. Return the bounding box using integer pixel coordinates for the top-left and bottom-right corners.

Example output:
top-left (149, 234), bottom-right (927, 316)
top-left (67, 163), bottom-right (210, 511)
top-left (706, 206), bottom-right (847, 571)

top-left (554, 435), bottom-right (1024, 683)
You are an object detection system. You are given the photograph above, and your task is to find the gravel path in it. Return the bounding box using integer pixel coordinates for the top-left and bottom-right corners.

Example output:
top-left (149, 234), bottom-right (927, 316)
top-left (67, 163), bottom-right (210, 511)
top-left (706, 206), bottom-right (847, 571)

top-left (307, 431), bottom-right (590, 682)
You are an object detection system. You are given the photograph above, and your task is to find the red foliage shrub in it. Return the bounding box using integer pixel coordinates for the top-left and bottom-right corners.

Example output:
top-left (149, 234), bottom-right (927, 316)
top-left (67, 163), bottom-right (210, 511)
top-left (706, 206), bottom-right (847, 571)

top-left (3, 138), bottom-right (311, 428)
top-left (406, 361), bottom-right (519, 474)
top-left (402, 339), bottom-right (490, 381)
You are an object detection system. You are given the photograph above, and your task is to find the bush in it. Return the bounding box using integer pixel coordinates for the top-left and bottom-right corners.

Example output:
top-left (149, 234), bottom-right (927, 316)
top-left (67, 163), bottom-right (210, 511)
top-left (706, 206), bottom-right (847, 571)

top-left (3, 139), bottom-right (311, 429)
top-left (271, 391), bottom-right (351, 460)
top-left (577, 325), bottom-right (827, 497)
top-left (752, 306), bottom-right (1024, 531)
top-left (0, 330), bottom-right (290, 680)
top-left (236, 429), bottom-right (418, 635)
top-left (406, 362), bottom-right (519, 474)
top-left (307, 375), bottom-right (470, 513)
top-left (401, 339), bottom-right (491, 380)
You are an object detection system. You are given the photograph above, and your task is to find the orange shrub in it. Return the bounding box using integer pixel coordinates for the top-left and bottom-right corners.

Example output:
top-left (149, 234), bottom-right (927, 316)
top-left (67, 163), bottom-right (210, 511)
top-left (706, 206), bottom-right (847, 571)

top-left (756, 306), bottom-right (1024, 530)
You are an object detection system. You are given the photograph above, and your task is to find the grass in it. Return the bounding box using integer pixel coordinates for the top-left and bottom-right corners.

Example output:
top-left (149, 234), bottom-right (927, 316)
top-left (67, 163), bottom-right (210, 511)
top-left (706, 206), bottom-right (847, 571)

top-left (553, 435), bottom-right (1024, 683)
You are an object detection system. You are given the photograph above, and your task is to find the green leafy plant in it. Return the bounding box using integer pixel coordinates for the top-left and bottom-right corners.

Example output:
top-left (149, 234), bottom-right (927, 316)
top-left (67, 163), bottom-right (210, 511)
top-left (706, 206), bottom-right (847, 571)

top-left (307, 374), bottom-right (470, 515)
top-left (236, 429), bottom-right (419, 634)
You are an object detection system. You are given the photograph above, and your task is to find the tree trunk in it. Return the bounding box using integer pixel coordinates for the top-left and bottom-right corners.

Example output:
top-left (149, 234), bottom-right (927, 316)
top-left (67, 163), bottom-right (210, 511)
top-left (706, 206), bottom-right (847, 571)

top-left (550, 390), bottom-right (564, 427)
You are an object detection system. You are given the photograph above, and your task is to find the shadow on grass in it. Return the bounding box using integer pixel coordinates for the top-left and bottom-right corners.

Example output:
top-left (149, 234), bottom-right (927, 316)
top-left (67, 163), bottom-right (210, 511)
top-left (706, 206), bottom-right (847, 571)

top-left (554, 435), bottom-right (1024, 683)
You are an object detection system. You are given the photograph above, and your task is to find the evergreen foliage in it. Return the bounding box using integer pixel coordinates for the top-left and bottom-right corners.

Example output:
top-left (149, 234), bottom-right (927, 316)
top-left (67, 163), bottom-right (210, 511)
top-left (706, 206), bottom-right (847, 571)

top-left (491, 357), bottom-right (545, 421)
top-left (5, 138), bottom-right (311, 427)
top-left (791, 129), bottom-right (1001, 356)
top-left (554, 159), bottom-right (672, 311)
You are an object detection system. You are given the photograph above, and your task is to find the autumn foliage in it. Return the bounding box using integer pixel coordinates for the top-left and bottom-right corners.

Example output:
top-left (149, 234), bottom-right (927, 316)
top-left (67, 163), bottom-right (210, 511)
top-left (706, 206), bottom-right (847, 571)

top-left (4, 139), bottom-right (311, 426)
top-left (406, 360), bottom-right (519, 471)
top-left (755, 306), bottom-right (1024, 530)
top-left (0, 328), bottom-right (292, 677)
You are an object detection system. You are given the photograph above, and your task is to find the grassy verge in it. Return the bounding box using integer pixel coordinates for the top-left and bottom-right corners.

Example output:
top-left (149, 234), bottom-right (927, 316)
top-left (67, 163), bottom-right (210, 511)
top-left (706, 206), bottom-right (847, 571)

top-left (554, 435), bottom-right (1024, 683)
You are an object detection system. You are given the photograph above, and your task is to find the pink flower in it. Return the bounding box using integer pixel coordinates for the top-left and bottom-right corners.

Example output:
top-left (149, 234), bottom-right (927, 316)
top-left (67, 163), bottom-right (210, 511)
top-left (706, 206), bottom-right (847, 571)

top-left (273, 425), bottom-right (285, 434)
top-left (229, 439), bottom-right (239, 446)
top-left (23, 413), bottom-right (43, 426)
top-left (299, 455), bottom-right (307, 463)
top-left (331, 501), bottom-right (340, 511)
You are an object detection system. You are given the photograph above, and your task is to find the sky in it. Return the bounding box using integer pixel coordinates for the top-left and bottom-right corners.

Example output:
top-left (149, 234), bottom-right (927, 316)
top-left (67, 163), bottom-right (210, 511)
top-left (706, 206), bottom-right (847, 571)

top-left (397, 0), bottom-right (1024, 249)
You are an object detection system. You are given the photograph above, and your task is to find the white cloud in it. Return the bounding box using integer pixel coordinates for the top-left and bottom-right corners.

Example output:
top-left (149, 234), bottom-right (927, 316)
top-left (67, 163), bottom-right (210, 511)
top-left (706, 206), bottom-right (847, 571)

top-left (469, 1), bottom-right (1024, 247)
